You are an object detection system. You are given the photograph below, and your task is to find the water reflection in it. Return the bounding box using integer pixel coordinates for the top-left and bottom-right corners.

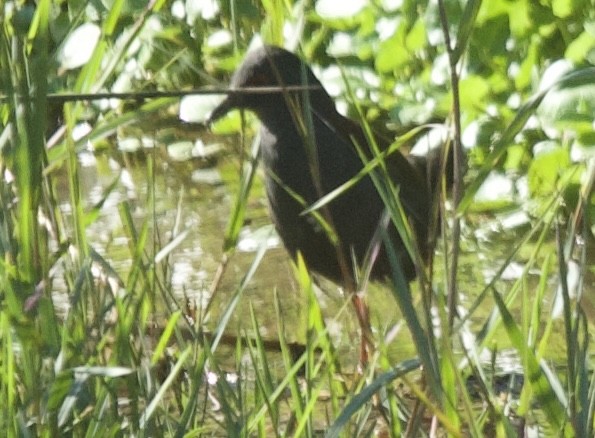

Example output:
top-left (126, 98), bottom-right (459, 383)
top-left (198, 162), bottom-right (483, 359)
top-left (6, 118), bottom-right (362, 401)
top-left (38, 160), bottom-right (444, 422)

top-left (55, 138), bottom-right (594, 373)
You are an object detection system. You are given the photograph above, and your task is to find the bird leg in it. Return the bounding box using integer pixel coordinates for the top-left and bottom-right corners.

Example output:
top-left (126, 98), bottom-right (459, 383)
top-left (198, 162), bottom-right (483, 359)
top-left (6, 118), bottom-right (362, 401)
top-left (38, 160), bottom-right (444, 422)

top-left (350, 291), bottom-right (374, 370)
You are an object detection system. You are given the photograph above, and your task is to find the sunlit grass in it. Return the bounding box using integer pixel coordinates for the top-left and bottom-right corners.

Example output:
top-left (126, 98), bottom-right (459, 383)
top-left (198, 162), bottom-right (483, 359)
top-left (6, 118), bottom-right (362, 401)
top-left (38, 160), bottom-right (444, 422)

top-left (0, 0), bottom-right (593, 436)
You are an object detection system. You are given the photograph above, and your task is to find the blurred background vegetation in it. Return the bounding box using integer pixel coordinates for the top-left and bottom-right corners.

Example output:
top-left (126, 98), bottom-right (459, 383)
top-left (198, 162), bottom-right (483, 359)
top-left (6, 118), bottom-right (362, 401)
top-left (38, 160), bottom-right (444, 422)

top-left (0, 0), bottom-right (594, 436)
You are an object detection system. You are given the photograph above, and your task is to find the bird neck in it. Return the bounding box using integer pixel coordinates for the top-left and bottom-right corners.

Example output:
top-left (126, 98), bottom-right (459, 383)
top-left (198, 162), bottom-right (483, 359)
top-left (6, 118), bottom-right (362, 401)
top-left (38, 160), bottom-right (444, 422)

top-left (253, 89), bottom-right (339, 135)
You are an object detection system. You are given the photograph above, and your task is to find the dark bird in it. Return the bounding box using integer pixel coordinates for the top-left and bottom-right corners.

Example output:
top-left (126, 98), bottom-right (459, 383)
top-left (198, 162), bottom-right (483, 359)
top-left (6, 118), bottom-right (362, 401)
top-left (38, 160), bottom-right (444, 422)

top-left (209, 45), bottom-right (447, 287)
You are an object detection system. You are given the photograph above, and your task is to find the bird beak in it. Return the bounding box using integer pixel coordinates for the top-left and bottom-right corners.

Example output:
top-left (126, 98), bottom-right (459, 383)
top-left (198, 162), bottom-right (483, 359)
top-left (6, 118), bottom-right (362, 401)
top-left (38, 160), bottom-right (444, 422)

top-left (207, 94), bottom-right (236, 125)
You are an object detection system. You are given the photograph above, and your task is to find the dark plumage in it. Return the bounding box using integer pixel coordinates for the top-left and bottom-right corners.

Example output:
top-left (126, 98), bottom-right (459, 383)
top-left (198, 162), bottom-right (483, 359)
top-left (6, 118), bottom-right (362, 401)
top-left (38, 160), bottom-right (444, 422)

top-left (209, 45), bottom-right (444, 284)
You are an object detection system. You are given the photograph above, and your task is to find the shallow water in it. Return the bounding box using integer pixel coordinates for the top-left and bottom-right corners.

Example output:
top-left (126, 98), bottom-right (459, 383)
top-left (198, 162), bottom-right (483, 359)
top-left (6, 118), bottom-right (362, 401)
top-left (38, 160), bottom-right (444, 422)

top-left (54, 130), bottom-right (595, 377)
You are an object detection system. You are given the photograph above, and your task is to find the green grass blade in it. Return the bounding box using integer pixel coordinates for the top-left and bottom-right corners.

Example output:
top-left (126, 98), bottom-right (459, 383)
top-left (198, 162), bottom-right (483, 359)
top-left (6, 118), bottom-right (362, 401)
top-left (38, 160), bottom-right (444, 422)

top-left (491, 287), bottom-right (569, 433)
top-left (326, 359), bottom-right (421, 438)
top-left (140, 346), bottom-right (191, 429)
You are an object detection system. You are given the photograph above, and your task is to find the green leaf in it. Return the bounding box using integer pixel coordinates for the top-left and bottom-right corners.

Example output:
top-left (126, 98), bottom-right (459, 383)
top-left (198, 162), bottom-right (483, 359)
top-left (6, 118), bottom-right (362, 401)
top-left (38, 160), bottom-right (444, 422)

top-left (405, 19), bottom-right (426, 51)
top-left (565, 31), bottom-right (595, 63)
top-left (515, 39), bottom-right (539, 90)
top-left (538, 71), bottom-right (595, 132)
top-left (528, 146), bottom-right (570, 197)
top-left (459, 67), bottom-right (595, 214)
top-left (375, 24), bottom-right (409, 72)
top-left (459, 75), bottom-right (490, 110)
top-left (508, 0), bottom-right (532, 37)
top-left (552, 0), bottom-right (584, 18)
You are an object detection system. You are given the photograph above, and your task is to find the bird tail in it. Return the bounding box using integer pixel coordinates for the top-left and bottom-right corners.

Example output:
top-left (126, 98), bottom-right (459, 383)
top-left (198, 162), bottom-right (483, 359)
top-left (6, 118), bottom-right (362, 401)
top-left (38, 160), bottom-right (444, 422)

top-left (409, 143), bottom-right (455, 196)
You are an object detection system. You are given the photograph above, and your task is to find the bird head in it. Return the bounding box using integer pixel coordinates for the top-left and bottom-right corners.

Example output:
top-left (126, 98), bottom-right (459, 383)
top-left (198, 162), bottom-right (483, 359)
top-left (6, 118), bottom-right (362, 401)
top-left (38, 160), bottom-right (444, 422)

top-left (208, 45), bottom-right (333, 124)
